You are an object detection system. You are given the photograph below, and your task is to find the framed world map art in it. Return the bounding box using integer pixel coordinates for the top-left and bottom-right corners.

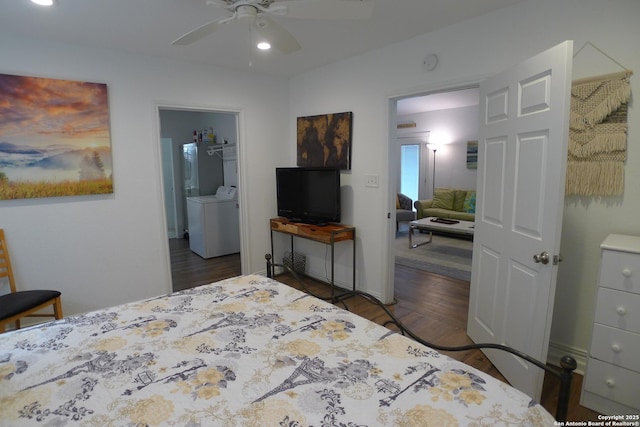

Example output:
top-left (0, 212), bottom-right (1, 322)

top-left (296, 111), bottom-right (352, 170)
top-left (0, 73), bottom-right (113, 200)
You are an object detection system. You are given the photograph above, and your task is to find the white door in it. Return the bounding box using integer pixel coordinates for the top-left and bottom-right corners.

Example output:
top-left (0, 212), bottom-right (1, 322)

top-left (467, 41), bottom-right (573, 399)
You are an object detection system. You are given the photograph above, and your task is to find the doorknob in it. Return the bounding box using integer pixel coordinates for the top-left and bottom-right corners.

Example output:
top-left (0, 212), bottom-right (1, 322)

top-left (533, 251), bottom-right (550, 264)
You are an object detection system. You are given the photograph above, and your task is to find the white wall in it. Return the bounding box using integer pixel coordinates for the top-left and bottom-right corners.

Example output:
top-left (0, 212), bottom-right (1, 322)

top-left (290, 0), bottom-right (640, 366)
top-left (0, 36), bottom-right (289, 317)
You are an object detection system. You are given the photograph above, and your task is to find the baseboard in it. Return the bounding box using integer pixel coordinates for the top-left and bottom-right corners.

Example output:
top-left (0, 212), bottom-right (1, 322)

top-left (305, 268), bottom-right (366, 294)
top-left (546, 340), bottom-right (588, 375)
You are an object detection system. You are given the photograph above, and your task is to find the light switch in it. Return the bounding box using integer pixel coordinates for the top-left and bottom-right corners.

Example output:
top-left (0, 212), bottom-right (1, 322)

top-left (365, 174), bottom-right (379, 188)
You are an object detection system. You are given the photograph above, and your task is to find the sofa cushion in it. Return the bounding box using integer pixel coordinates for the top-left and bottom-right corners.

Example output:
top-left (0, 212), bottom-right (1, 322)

top-left (463, 191), bottom-right (476, 213)
top-left (423, 208), bottom-right (475, 222)
top-left (451, 211), bottom-right (475, 222)
top-left (432, 188), bottom-right (454, 210)
top-left (453, 190), bottom-right (468, 212)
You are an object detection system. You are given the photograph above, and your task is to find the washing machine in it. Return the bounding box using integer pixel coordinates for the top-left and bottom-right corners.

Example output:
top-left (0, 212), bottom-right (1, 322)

top-left (186, 186), bottom-right (239, 258)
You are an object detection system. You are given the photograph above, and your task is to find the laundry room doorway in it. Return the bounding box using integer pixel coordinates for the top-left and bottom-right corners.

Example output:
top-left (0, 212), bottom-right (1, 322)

top-left (157, 105), bottom-right (242, 292)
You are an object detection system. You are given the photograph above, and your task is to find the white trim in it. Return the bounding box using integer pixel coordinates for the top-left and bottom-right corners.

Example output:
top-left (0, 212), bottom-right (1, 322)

top-left (385, 79), bottom-right (481, 306)
top-left (152, 101), bottom-right (248, 290)
top-left (546, 340), bottom-right (587, 375)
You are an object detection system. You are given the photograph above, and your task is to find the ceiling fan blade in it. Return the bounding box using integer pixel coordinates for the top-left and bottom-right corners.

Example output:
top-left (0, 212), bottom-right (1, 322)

top-left (271, 0), bottom-right (373, 20)
top-left (253, 16), bottom-right (301, 54)
top-left (205, 0), bottom-right (230, 7)
top-left (172, 16), bottom-right (232, 45)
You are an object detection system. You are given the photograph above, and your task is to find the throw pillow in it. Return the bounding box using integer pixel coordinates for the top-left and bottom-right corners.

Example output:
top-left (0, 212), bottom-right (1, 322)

top-left (453, 190), bottom-right (467, 212)
top-left (432, 188), bottom-right (454, 210)
top-left (463, 191), bottom-right (476, 213)
top-left (396, 195), bottom-right (400, 209)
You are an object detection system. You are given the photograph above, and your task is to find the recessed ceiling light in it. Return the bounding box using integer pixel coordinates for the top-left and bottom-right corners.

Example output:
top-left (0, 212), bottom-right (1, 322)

top-left (31, 0), bottom-right (55, 6)
top-left (257, 42), bottom-right (271, 51)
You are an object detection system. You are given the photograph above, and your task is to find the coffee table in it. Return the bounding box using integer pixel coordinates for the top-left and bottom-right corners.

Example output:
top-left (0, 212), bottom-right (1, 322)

top-left (409, 217), bottom-right (475, 248)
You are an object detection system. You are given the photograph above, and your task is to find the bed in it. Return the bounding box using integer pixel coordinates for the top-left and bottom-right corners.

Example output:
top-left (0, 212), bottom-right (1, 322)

top-left (0, 273), bottom-right (574, 426)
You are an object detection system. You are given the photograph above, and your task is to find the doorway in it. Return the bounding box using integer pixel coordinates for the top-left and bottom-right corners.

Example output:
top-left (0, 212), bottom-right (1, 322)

top-left (157, 105), bottom-right (243, 291)
top-left (391, 86), bottom-right (479, 282)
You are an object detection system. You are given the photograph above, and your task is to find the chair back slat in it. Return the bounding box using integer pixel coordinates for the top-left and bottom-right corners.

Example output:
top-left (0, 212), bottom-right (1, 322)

top-left (0, 229), bottom-right (18, 294)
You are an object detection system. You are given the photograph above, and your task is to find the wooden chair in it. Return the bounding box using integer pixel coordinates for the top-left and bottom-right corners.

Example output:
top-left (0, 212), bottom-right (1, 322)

top-left (0, 229), bottom-right (63, 333)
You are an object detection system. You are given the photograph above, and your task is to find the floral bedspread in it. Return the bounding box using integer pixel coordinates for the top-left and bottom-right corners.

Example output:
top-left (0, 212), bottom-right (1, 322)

top-left (0, 274), bottom-right (554, 426)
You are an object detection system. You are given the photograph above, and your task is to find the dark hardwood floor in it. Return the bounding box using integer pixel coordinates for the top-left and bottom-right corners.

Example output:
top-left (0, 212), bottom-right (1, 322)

top-left (169, 238), bottom-right (241, 292)
top-left (169, 237), bottom-right (600, 422)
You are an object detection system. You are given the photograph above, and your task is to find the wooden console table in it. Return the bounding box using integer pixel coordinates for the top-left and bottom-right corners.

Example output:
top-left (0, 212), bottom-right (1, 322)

top-left (270, 217), bottom-right (356, 300)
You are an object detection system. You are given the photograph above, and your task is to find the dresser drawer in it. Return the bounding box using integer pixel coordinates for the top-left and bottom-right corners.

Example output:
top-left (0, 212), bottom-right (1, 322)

top-left (600, 250), bottom-right (640, 294)
top-left (584, 358), bottom-right (640, 410)
top-left (595, 287), bottom-right (640, 334)
top-left (590, 323), bottom-right (640, 372)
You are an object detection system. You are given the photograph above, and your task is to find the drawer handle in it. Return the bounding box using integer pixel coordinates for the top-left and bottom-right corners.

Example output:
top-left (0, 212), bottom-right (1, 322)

top-left (605, 379), bottom-right (615, 388)
top-left (611, 344), bottom-right (622, 353)
top-left (622, 268), bottom-right (632, 277)
top-left (616, 306), bottom-right (627, 316)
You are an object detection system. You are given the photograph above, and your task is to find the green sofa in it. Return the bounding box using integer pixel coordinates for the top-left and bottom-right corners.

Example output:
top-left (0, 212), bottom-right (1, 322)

top-left (414, 187), bottom-right (476, 222)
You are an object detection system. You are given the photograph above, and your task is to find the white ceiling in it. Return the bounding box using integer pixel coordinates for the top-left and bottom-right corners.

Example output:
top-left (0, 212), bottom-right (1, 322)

top-left (1, 0), bottom-right (523, 78)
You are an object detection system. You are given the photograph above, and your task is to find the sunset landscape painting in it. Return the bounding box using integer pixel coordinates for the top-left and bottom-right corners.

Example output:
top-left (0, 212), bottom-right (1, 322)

top-left (0, 73), bottom-right (113, 200)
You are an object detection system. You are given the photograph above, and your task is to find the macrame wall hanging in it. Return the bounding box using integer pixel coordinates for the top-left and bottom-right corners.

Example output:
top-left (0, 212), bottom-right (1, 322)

top-left (566, 43), bottom-right (633, 196)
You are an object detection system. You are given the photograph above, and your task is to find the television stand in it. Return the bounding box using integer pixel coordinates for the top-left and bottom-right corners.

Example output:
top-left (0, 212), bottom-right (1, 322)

top-left (288, 218), bottom-right (329, 227)
top-left (269, 217), bottom-right (356, 301)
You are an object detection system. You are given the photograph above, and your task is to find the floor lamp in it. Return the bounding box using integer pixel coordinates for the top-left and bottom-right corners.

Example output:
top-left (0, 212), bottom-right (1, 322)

top-left (431, 147), bottom-right (437, 195)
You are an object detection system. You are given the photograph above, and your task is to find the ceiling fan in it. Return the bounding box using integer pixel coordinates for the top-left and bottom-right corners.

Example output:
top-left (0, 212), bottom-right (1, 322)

top-left (172, 0), bottom-right (374, 54)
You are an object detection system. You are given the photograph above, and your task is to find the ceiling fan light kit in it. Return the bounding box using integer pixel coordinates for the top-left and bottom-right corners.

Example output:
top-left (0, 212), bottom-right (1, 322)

top-left (236, 4), bottom-right (258, 22)
top-left (173, 0), bottom-right (373, 55)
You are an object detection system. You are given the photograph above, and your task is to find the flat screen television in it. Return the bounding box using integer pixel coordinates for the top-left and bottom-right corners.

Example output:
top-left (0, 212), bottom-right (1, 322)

top-left (276, 167), bottom-right (341, 225)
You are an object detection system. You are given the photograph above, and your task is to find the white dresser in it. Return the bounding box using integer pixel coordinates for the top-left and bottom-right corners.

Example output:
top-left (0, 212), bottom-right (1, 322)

top-left (581, 234), bottom-right (640, 414)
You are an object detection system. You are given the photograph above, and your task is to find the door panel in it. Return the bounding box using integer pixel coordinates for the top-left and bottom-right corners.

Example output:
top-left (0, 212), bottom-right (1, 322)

top-left (468, 41), bottom-right (573, 399)
top-left (514, 132), bottom-right (546, 236)
top-left (483, 139), bottom-right (506, 224)
top-left (519, 72), bottom-right (551, 116)
top-left (486, 89), bottom-right (509, 123)
top-left (474, 247), bottom-right (500, 336)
